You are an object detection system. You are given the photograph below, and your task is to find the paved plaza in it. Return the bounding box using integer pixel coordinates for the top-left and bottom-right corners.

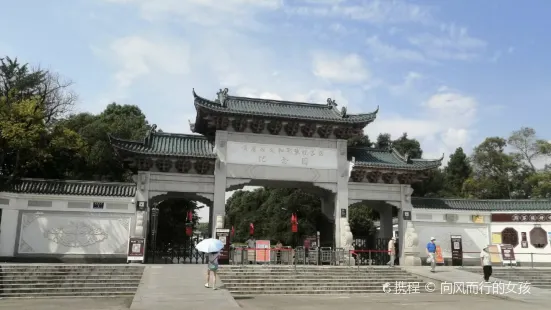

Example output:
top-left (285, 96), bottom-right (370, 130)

top-left (236, 294), bottom-right (545, 310)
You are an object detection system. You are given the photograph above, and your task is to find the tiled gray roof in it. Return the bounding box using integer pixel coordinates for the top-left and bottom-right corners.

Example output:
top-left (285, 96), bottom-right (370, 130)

top-left (4, 179), bottom-right (136, 197)
top-left (109, 132), bottom-right (215, 158)
top-left (412, 198), bottom-right (551, 211)
top-left (193, 89), bottom-right (378, 124)
top-left (349, 147), bottom-right (443, 171)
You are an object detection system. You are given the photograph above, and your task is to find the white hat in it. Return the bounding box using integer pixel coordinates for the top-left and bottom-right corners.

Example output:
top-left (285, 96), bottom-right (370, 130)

top-left (430, 237), bottom-right (436, 240)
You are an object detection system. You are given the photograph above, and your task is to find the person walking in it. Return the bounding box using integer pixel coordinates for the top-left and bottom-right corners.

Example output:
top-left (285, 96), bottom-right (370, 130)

top-left (426, 237), bottom-right (436, 273)
top-left (205, 251), bottom-right (220, 290)
top-left (246, 236), bottom-right (256, 264)
top-left (480, 245), bottom-right (492, 283)
top-left (387, 236), bottom-right (396, 267)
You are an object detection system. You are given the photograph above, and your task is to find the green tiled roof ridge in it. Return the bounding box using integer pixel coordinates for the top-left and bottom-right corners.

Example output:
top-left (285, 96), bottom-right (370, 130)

top-left (193, 89), bottom-right (379, 121)
top-left (2, 178), bottom-right (136, 197)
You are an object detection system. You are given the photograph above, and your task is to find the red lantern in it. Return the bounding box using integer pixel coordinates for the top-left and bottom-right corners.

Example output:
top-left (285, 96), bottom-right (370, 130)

top-left (249, 223), bottom-right (254, 236)
top-left (185, 211), bottom-right (193, 236)
top-left (291, 213), bottom-right (298, 233)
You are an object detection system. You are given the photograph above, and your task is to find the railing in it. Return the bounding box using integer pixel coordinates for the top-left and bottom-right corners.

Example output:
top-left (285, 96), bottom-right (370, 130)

top-left (460, 251), bottom-right (551, 268)
top-left (228, 247), bottom-right (392, 266)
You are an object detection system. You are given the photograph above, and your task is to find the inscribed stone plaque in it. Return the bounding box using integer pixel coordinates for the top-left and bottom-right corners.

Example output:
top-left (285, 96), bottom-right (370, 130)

top-left (226, 141), bottom-right (338, 169)
top-left (402, 210), bottom-right (411, 220)
top-left (137, 201), bottom-right (147, 212)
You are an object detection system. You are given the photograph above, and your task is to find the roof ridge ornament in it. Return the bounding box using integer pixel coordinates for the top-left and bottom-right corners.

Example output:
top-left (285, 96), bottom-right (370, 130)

top-left (327, 98), bottom-right (337, 107)
top-left (144, 124), bottom-right (157, 146)
top-left (217, 88), bottom-right (229, 106)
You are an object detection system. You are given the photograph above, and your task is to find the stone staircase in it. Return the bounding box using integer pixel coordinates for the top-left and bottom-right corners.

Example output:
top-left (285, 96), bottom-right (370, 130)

top-left (464, 267), bottom-right (551, 289)
top-left (0, 264), bottom-right (144, 299)
top-left (218, 266), bottom-right (437, 296)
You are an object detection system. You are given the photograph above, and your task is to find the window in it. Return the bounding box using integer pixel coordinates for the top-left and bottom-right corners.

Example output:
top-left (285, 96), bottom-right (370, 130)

top-left (530, 227), bottom-right (548, 248)
top-left (501, 228), bottom-right (519, 247)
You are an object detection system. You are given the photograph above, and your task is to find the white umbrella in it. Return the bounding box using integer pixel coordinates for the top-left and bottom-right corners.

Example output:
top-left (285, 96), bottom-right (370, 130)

top-left (195, 238), bottom-right (224, 253)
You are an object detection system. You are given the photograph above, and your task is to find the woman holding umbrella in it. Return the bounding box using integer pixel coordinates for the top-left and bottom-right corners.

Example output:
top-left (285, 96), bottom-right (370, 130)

top-left (195, 238), bottom-right (224, 290)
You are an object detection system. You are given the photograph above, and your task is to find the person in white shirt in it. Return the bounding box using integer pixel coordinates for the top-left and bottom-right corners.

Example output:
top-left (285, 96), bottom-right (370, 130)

top-left (387, 237), bottom-right (396, 267)
top-left (480, 245), bottom-right (492, 282)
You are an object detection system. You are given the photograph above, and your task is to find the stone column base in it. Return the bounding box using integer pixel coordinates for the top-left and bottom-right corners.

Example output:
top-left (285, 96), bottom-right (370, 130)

top-left (401, 255), bottom-right (422, 266)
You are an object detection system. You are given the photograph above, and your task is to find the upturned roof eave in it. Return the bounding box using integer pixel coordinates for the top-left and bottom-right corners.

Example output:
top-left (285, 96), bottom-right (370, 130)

top-left (193, 92), bottom-right (377, 124)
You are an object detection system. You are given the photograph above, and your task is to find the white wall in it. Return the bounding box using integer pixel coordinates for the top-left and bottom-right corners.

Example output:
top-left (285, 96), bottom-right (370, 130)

top-left (0, 193), bottom-right (135, 258)
top-left (18, 211), bottom-right (131, 256)
top-left (491, 223), bottom-right (551, 264)
top-left (413, 209), bottom-right (491, 260)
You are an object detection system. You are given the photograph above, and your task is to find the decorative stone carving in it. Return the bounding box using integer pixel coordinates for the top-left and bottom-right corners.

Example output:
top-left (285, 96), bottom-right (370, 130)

top-left (284, 122), bottom-right (299, 136)
top-left (137, 158), bottom-right (153, 171)
top-left (118, 218), bottom-right (130, 231)
top-left (194, 160), bottom-right (212, 174)
top-left (381, 172), bottom-right (397, 184)
top-left (135, 212), bottom-right (145, 236)
top-left (214, 116), bottom-right (230, 130)
top-left (340, 218), bottom-right (355, 266)
top-left (402, 221), bottom-right (421, 266)
top-left (366, 171), bottom-right (382, 183)
top-left (216, 215), bottom-right (224, 229)
top-left (19, 240), bottom-right (35, 253)
top-left (45, 221), bottom-right (108, 248)
top-left (250, 119), bottom-right (265, 133)
top-left (267, 120), bottom-right (282, 135)
top-left (175, 159), bottom-right (192, 173)
top-left (398, 173), bottom-right (414, 184)
top-left (232, 118), bottom-right (247, 132)
top-left (327, 98), bottom-right (337, 107)
top-left (317, 124), bottom-right (332, 139)
top-left (155, 159), bottom-right (172, 172)
top-left (351, 170), bottom-right (365, 182)
top-left (333, 127), bottom-right (346, 139)
top-left (300, 123), bottom-right (316, 137)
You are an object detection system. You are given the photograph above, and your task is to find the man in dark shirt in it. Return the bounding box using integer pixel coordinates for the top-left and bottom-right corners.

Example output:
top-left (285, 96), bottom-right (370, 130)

top-left (426, 237), bottom-right (436, 273)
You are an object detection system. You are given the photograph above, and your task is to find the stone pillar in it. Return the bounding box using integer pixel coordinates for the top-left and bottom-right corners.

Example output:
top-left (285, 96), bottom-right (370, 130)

top-left (378, 206), bottom-right (394, 239)
top-left (208, 203), bottom-right (214, 237)
top-left (397, 185), bottom-right (421, 266)
top-left (0, 208), bottom-right (19, 257)
top-left (211, 130), bottom-right (228, 238)
top-left (334, 139), bottom-right (349, 249)
top-left (132, 172), bottom-right (150, 238)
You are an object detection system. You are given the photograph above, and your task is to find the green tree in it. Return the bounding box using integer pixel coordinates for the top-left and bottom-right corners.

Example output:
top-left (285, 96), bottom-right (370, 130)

top-left (462, 137), bottom-right (522, 199)
top-left (392, 133), bottom-right (423, 159)
top-left (348, 133), bottom-right (372, 147)
top-left (507, 127), bottom-right (551, 172)
top-left (375, 133), bottom-right (392, 149)
top-left (156, 199), bottom-right (201, 245)
top-left (348, 203), bottom-right (374, 236)
top-left (60, 103), bottom-right (151, 181)
top-left (444, 147), bottom-right (472, 195)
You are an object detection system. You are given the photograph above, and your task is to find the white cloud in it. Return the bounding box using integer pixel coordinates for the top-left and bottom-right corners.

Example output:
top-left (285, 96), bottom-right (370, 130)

top-left (312, 52), bottom-right (369, 84)
top-left (408, 24), bottom-right (487, 61)
top-left (104, 0), bottom-right (282, 29)
top-left (367, 90), bottom-right (478, 164)
top-left (94, 35), bottom-right (190, 92)
top-left (366, 36), bottom-right (433, 64)
top-left (286, 0), bottom-right (434, 25)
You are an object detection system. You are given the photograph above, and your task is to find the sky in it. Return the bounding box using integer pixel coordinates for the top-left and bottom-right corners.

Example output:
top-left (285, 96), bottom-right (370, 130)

top-left (2, 0), bottom-right (551, 221)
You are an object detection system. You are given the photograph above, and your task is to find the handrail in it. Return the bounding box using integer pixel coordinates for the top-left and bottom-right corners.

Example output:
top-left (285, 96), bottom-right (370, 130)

top-left (461, 251), bottom-right (551, 268)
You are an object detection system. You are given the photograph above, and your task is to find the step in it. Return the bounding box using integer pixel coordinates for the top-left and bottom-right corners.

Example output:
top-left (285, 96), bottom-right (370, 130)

top-left (228, 289), bottom-right (437, 295)
top-left (1, 279), bottom-right (141, 284)
top-left (0, 286), bottom-right (139, 294)
top-left (0, 292), bottom-right (136, 298)
top-left (3, 282), bottom-right (141, 289)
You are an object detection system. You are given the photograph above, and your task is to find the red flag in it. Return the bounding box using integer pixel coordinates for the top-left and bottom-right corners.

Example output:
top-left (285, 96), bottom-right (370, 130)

top-left (231, 226), bottom-right (235, 237)
top-left (187, 211), bottom-right (193, 221)
top-left (249, 223), bottom-right (254, 236)
top-left (291, 213), bottom-right (298, 233)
